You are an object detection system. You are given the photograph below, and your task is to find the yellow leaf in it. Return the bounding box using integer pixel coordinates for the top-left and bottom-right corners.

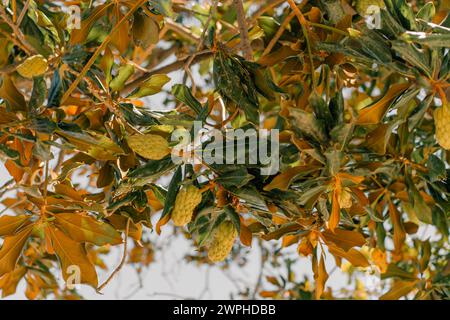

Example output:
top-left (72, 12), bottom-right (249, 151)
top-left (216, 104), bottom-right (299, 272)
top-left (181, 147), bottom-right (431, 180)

top-left (4, 159), bottom-right (24, 183)
top-left (328, 245), bottom-right (370, 267)
top-left (110, 6), bottom-right (130, 54)
top-left (366, 123), bottom-right (392, 155)
top-left (54, 182), bottom-right (86, 201)
top-left (56, 130), bottom-right (124, 161)
top-left (0, 215), bottom-right (30, 237)
top-left (128, 74), bottom-right (171, 98)
top-left (264, 165), bottom-right (318, 191)
top-left (314, 254), bottom-right (328, 300)
top-left (127, 134), bottom-right (170, 160)
top-left (16, 55), bottom-right (48, 78)
top-left (259, 290), bottom-right (278, 298)
top-left (297, 237), bottom-right (313, 256)
top-left (48, 226), bottom-right (98, 288)
top-left (388, 200), bottom-right (406, 254)
top-left (329, 189), bottom-right (341, 231)
top-left (282, 234), bottom-right (300, 248)
top-left (379, 280), bottom-right (417, 300)
top-left (156, 213), bottom-right (171, 235)
top-left (0, 75), bottom-right (26, 112)
top-left (0, 266), bottom-right (26, 297)
top-left (54, 213), bottom-right (123, 246)
top-left (239, 221), bottom-right (253, 247)
top-left (321, 228), bottom-right (366, 251)
top-left (371, 248), bottom-right (388, 273)
top-left (132, 12), bottom-right (159, 48)
top-left (355, 83), bottom-right (409, 125)
top-left (0, 226), bottom-right (32, 276)
top-left (146, 189), bottom-right (164, 211)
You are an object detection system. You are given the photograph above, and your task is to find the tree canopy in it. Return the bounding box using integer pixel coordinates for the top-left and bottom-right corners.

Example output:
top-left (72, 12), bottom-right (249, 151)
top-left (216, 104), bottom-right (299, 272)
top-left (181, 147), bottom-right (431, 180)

top-left (0, 0), bottom-right (449, 300)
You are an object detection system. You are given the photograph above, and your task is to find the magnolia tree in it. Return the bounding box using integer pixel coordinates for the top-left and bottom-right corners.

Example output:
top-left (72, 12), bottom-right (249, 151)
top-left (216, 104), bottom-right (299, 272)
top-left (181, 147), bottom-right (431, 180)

top-left (0, 0), bottom-right (449, 300)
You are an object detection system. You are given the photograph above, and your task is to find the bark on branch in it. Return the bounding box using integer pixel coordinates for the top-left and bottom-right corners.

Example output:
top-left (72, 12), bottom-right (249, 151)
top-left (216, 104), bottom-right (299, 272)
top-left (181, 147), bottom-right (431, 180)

top-left (233, 0), bottom-right (253, 61)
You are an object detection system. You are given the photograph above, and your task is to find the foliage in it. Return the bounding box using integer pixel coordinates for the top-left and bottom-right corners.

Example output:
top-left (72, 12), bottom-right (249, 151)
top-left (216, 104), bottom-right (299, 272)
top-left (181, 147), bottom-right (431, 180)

top-left (0, 0), bottom-right (449, 300)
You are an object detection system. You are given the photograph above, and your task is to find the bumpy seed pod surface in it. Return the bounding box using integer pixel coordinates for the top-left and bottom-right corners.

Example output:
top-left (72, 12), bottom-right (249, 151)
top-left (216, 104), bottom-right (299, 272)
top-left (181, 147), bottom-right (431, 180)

top-left (208, 221), bottom-right (237, 262)
top-left (127, 134), bottom-right (170, 160)
top-left (171, 186), bottom-right (202, 226)
top-left (434, 105), bottom-right (450, 150)
top-left (16, 55), bottom-right (48, 78)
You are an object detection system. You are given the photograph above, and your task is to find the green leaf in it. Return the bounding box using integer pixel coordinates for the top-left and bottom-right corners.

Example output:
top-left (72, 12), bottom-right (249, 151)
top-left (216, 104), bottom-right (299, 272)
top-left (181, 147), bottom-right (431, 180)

top-left (56, 129), bottom-right (124, 161)
top-left (47, 70), bottom-right (63, 108)
top-left (416, 2), bottom-right (435, 22)
top-left (132, 12), bottom-right (159, 48)
top-left (381, 263), bottom-right (417, 280)
top-left (128, 74), bottom-right (170, 98)
top-left (402, 32), bottom-right (450, 48)
top-left (110, 63), bottom-right (135, 92)
top-left (427, 155), bottom-right (446, 182)
top-left (405, 174), bottom-right (433, 224)
top-left (224, 205), bottom-right (240, 234)
top-left (160, 165), bottom-right (183, 220)
top-left (28, 76), bottom-right (47, 112)
top-left (215, 166), bottom-right (254, 188)
top-left (172, 84), bottom-right (202, 114)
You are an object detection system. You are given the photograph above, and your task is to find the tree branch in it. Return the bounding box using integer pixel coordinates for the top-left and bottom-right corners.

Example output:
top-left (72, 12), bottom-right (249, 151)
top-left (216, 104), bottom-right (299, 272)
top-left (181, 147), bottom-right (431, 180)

top-left (233, 0), bottom-right (253, 61)
top-left (97, 218), bottom-right (131, 292)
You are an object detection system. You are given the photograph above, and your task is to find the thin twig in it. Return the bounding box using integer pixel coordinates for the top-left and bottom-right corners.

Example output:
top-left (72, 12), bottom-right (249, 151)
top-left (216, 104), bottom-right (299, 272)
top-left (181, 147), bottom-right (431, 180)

top-left (0, 28), bottom-right (31, 55)
top-left (97, 218), bottom-right (131, 292)
top-left (261, 10), bottom-right (296, 57)
top-left (0, 198), bottom-right (26, 215)
top-left (61, 0), bottom-right (147, 104)
top-left (287, 0), bottom-right (316, 88)
top-left (309, 22), bottom-right (349, 37)
top-left (233, 0), bottom-right (253, 61)
top-left (16, 0), bottom-right (31, 26)
top-left (251, 239), bottom-right (266, 299)
top-left (0, 4), bottom-right (35, 54)
top-left (249, 0), bottom-right (286, 23)
top-left (165, 19), bottom-right (200, 43)
top-left (183, 0), bottom-right (218, 94)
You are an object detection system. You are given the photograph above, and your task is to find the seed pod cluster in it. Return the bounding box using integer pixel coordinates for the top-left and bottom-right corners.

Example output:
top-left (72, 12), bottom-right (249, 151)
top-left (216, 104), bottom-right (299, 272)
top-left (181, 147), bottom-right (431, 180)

top-left (434, 105), bottom-right (450, 150)
top-left (208, 221), bottom-right (237, 263)
top-left (171, 186), bottom-right (202, 226)
top-left (127, 134), bottom-right (170, 160)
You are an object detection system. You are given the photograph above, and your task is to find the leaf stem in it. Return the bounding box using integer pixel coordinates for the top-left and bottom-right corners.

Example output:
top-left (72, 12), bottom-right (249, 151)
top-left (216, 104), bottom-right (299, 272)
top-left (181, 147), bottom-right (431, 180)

top-left (309, 22), bottom-right (349, 37)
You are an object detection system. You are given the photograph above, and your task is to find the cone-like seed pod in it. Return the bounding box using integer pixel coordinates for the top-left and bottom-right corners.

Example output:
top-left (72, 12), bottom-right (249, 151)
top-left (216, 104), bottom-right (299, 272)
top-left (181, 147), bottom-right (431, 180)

top-left (16, 55), bottom-right (48, 78)
top-left (127, 134), bottom-right (170, 160)
top-left (338, 188), bottom-right (353, 209)
top-left (171, 186), bottom-right (202, 226)
top-left (434, 104), bottom-right (450, 150)
top-left (208, 221), bottom-right (237, 262)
